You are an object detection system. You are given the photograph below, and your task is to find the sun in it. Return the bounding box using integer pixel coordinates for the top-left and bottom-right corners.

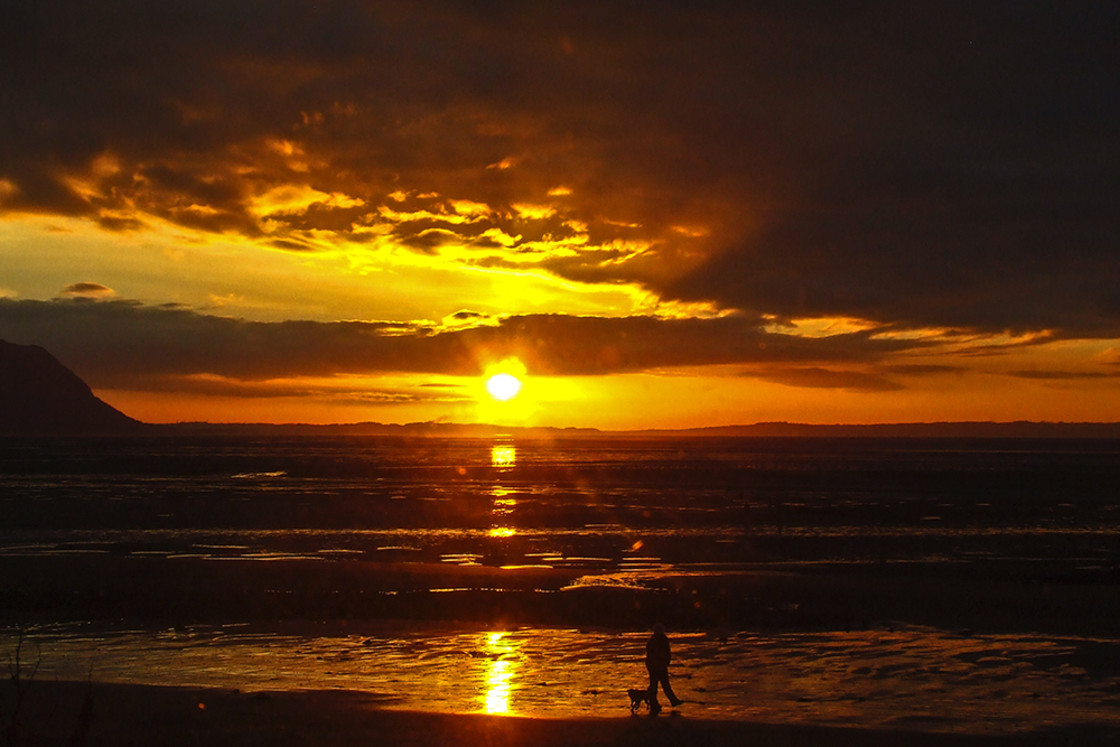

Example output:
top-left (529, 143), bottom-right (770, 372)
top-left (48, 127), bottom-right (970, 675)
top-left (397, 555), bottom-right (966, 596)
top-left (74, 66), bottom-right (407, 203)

top-left (486, 373), bottom-right (522, 402)
top-left (478, 357), bottom-right (530, 421)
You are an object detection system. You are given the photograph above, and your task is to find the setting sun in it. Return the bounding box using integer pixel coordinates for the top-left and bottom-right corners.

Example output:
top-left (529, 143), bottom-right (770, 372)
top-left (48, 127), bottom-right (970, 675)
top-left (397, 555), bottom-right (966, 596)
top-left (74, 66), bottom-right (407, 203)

top-left (486, 373), bottom-right (522, 402)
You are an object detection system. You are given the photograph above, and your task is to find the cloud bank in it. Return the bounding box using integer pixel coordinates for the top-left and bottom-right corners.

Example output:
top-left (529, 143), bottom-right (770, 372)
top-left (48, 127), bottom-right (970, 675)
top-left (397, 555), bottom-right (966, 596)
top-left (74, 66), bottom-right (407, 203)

top-left (0, 299), bottom-right (929, 390)
top-left (2, 1), bottom-right (1117, 340)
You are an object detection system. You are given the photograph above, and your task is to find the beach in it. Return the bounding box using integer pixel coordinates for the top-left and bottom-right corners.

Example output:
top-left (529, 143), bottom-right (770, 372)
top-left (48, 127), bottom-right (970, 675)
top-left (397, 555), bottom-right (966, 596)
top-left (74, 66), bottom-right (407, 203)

top-left (6, 565), bottom-right (1120, 741)
top-left (9, 680), bottom-right (1120, 747)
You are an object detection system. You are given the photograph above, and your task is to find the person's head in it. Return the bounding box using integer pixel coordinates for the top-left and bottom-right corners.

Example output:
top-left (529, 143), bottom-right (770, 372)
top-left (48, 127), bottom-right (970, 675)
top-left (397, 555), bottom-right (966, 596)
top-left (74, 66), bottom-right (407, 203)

top-left (653, 622), bottom-right (665, 635)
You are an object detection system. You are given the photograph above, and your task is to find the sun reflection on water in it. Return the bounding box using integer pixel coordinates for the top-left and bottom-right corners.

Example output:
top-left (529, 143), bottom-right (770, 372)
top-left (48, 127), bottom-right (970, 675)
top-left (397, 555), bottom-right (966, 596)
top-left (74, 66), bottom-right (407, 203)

top-left (491, 445), bottom-right (516, 468)
top-left (490, 487), bottom-right (517, 512)
top-left (489, 486), bottom-right (518, 537)
top-left (481, 632), bottom-right (521, 714)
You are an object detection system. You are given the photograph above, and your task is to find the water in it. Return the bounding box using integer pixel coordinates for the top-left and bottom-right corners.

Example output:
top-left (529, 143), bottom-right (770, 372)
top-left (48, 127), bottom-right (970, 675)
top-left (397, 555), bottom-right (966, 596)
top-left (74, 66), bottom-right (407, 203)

top-left (4, 436), bottom-right (1119, 567)
top-left (13, 623), bottom-right (1120, 730)
top-left (2, 436), bottom-right (1120, 730)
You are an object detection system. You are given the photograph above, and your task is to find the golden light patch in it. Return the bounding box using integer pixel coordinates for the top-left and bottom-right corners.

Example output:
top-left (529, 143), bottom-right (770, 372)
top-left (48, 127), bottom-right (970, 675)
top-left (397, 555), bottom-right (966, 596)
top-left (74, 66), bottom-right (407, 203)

top-left (250, 185), bottom-right (362, 217)
top-left (670, 224), bottom-right (709, 238)
top-left (450, 199), bottom-right (492, 217)
top-left (491, 445), bottom-right (517, 467)
top-left (511, 203), bottom-right (556, 220)
top-left (774, 316), bottom-right (882, 338)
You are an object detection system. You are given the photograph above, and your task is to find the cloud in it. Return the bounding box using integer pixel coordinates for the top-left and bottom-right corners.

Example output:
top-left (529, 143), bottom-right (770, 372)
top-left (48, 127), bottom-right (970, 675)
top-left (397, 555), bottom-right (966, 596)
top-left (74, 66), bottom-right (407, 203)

top-left (0, 298), bottom-right (925, 388)
top-left (121, 373), bottom-right (469, 404)
top-left (750, 367), bottom-right (904, 392)
top-left (1, 2), bottom-right (1118, 341)
top-left (1007, 370), bottom-right (1120, 381)
top-left (881, 364), bottom-right (962, 377)
top-left (59, 282), bottom-right (115, 299)
top-left (1097, 348), bottom-right (1120, 367)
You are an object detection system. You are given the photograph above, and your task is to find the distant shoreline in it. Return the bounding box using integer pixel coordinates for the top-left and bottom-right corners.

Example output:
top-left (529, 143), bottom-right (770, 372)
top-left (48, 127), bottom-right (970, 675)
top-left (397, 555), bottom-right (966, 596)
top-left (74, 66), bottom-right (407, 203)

top-left (121, 420), bottom-right (1120, 439)
top-left (7, 415), bottom-right (1120, 439)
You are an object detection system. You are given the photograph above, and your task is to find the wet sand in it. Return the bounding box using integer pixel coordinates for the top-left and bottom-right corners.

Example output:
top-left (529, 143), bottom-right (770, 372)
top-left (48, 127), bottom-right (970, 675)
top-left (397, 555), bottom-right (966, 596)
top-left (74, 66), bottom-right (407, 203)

top-left (8, 680), bottom-right (1118, 747)
top-left (4, 553), bottom-right (1120, 636)
top-left (6, 555), bottom-right (1120, 736)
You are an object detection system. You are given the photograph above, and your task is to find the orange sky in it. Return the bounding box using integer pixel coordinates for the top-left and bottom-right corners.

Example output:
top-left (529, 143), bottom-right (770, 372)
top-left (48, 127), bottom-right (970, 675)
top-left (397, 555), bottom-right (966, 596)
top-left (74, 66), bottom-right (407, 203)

top-left (1, 3), bottom-right (1119, 428)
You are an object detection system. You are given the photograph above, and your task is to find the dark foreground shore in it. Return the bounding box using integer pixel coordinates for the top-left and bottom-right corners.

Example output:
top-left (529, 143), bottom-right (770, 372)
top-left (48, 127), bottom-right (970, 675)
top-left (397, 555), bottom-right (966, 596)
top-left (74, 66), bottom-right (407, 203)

top-left (7, 681), bottom-right (1119, 747)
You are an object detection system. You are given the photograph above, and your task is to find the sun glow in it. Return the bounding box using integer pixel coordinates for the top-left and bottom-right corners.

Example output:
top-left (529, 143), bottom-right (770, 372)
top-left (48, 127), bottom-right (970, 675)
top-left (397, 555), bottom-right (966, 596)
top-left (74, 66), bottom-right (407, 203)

top-left (475, 358), bottom-right (537, 424)
top-left (486, 373), bottom-right (522, 401)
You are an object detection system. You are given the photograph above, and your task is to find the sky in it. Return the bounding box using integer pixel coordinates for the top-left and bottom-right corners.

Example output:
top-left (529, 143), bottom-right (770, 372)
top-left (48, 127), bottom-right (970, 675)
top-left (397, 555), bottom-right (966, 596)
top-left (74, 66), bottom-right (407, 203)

top-left (1, 1), bottom-right (1119, 429)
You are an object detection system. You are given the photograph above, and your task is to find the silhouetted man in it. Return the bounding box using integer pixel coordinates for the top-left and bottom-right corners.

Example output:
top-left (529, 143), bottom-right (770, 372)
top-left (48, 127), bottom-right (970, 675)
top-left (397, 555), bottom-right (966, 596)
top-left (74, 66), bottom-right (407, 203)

top-left (645, 623), bottom-right (682, 713)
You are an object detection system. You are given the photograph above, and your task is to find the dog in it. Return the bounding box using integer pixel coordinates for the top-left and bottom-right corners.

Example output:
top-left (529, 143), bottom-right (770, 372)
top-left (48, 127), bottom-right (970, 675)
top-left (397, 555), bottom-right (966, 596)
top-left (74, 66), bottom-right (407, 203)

top-left (627, 688), bottom-right (653, 713)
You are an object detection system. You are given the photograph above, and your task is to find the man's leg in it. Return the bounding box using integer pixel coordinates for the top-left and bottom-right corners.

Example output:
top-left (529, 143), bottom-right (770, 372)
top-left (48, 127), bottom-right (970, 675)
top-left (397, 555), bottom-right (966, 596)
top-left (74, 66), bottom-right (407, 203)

top-left (646, 666), bottom-right (662, 712)
top-left (658, 672), bottom-right (682, 706)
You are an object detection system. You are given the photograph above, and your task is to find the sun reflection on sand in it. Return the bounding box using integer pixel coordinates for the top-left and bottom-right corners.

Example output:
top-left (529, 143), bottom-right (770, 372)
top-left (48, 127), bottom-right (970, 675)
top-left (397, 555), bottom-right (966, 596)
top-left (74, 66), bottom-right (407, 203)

top-left (481, 632), bottom-right (521, 714)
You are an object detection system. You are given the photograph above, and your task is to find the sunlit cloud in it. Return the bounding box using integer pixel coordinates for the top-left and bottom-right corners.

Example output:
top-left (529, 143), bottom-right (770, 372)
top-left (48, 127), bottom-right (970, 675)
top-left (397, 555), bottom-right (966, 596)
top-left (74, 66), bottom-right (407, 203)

top-left (250, 185), bottom-right (364, 217)
top-left (511, 203), bottom-right (556, 221)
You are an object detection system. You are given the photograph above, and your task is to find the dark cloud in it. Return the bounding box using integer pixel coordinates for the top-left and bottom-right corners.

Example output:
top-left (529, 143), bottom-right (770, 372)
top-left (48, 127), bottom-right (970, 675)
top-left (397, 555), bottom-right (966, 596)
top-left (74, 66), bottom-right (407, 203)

top-left (751, 367), bottom-right (904, 393)
top-left (2, 2), bottom-right (1118, 337)
top-left (59, 283), bottom-right (115, 299)
top-left (0, 298), bottom-right (922, 388)
top-left (120, 373), bottom-right (468, 404)
top-left (1007, 370), bottom-right (1120, 381)
top-left (268, 238), bottom-right (316, 252)
top-left (95, 215), bottom-right (146, 232)
top-left (882, 364), bottom-right (963, 377)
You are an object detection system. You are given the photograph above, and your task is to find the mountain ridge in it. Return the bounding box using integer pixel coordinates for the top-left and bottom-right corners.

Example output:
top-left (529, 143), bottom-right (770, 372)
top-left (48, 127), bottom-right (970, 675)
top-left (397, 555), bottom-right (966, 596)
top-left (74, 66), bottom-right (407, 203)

top-left (0, 339), bottom-right (143, 435)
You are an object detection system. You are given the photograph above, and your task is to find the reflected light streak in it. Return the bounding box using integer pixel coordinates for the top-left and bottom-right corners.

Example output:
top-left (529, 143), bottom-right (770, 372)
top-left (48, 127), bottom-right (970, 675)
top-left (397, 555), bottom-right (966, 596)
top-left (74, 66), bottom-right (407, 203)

top-left (491, 445), bottom-right (516, 467)
top-left (482, 632), bottom-right (521, 714)
top-left (490, 486), bottom-right (517, 537)
top-left (491, 486), bottom-right (517, 514)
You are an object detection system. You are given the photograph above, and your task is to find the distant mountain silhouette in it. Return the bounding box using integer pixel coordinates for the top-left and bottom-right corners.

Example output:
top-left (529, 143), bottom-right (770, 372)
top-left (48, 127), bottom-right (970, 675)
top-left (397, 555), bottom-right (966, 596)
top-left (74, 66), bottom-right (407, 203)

top-left (0, 339), bottom-right (144, 435)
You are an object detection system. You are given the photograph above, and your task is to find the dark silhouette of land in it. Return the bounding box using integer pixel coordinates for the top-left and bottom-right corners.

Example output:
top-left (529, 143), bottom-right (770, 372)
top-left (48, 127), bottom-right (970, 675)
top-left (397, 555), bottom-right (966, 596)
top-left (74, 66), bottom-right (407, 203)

top-left (0, 339), bottom-right (143, 435)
